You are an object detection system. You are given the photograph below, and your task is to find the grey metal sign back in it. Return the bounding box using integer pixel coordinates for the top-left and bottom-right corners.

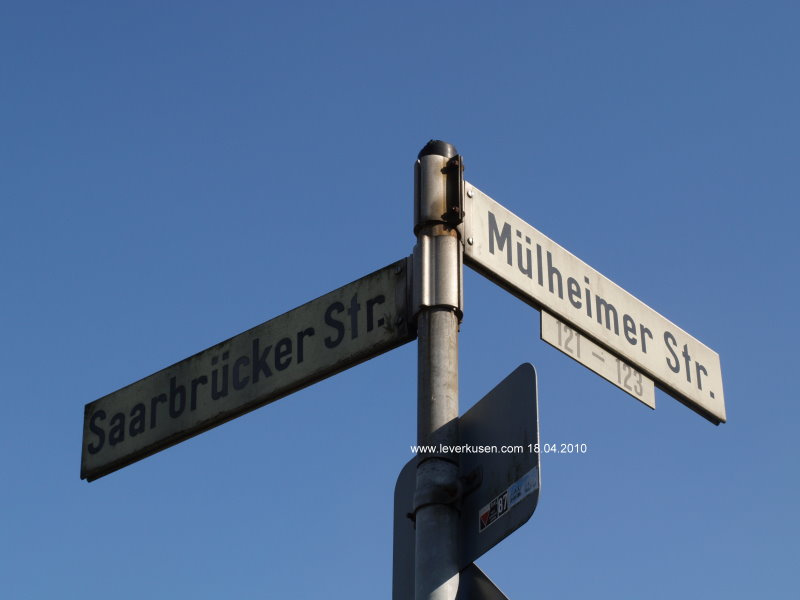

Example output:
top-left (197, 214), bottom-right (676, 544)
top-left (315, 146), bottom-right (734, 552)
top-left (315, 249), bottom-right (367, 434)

top-left (393, 364), bottom-right (540, 600)
top-left (81, 258), bottom-right (413, 481)
top-left (456, 565), bottom-right (509, 600)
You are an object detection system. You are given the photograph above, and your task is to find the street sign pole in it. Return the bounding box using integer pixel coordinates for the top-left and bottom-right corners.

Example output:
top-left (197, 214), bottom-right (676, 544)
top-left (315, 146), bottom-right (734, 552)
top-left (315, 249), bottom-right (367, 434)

top-left (413, 141), bottom-right (464, 600)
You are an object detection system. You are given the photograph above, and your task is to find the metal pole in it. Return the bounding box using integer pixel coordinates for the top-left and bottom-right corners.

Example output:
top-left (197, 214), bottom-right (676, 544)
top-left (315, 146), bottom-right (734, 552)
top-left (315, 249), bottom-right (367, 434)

top-left (413, 140), bottom-right (463, 600)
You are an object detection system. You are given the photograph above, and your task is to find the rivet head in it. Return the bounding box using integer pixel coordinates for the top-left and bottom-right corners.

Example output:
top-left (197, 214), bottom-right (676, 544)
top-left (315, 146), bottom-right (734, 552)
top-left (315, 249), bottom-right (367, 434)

top-left (467, 188), bottom-right (474, 198)
top-left (467, 237), bottom-right (474, 245)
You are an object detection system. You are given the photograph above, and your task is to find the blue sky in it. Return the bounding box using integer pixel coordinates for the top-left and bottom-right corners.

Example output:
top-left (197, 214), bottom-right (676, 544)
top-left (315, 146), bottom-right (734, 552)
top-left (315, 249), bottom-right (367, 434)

top-left (2, 2), bottom-right (798, 598)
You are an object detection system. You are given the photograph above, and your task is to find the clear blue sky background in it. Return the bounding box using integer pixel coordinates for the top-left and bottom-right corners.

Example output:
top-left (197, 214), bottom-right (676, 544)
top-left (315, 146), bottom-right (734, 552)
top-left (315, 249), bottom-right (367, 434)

top-left (2, 2), bottom-right (798, 598)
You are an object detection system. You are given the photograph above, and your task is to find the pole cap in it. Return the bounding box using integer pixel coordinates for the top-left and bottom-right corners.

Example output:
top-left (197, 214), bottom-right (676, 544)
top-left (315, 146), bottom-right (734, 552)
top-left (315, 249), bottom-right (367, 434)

top-left (418, 140), bottom-right (457, 160)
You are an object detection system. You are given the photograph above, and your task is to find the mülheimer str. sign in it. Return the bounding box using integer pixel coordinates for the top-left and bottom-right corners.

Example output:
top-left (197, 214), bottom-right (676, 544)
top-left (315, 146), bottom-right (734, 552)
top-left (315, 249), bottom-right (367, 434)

top-left (464, 183), bottom-right (725, 424)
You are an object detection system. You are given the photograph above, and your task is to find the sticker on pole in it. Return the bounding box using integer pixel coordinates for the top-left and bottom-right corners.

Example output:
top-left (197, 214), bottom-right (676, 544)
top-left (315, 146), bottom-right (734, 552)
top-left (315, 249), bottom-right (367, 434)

top-left (479, 467), bottom-right (539, 532)
top-left (479, 490), bottom-right (509, 532)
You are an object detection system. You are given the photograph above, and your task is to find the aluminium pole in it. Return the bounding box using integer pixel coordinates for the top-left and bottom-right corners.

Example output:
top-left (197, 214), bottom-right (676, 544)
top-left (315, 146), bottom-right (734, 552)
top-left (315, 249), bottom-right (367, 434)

top-left (412, 140), bottom-right (464, 600)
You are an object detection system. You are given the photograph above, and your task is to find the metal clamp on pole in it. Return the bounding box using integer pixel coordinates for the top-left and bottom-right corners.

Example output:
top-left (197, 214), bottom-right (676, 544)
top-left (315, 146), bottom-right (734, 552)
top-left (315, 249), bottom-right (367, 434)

top-left (409, 465), bottom-right (483, 521)
top-left (413, 473), bottom-right (463, 514)
top-left (412, 234), bottom-right (463, 322)
top-left (412, 142), bottom-right (464, 323)
top-left (412, 140), bottom-right (463, 600)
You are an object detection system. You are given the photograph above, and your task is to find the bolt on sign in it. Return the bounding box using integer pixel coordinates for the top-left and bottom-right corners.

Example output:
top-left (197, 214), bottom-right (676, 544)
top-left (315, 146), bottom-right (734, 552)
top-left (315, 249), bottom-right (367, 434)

top-left (464, 183), bottom-right (725, 424)
top-left (81, 259), bottom-right (413, 482)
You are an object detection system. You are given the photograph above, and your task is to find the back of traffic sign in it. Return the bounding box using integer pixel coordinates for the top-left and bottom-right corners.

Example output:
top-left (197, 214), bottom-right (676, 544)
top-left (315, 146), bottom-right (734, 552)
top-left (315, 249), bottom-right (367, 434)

top-left (456, 564), bottom-right (509, 600)
top-left (393, 364), bottom-right (540, 599)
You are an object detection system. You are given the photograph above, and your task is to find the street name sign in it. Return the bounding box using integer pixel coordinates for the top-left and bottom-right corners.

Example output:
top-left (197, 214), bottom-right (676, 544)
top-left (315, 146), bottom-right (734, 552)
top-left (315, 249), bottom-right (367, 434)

top-left (463, 182), bottom-right (725, 424)
top-left (393, 364), bottom-right (540, 600)
top-left (81, 258), bottom-right (414, 482)
top-left (541, 311), bottom-right (656, 409)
